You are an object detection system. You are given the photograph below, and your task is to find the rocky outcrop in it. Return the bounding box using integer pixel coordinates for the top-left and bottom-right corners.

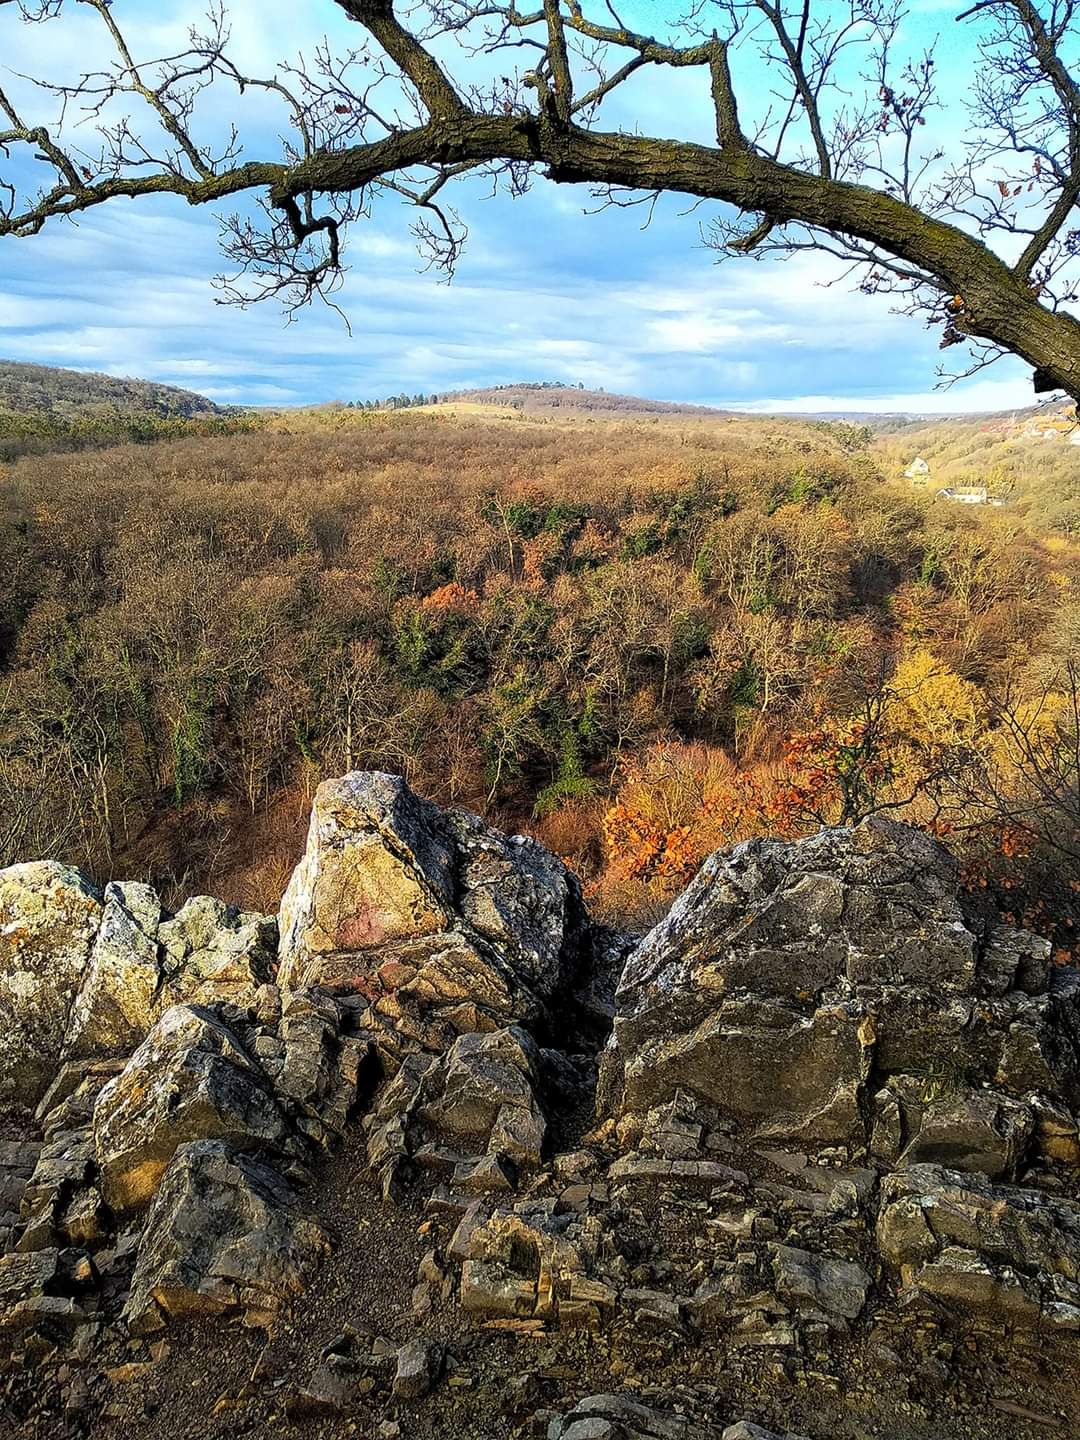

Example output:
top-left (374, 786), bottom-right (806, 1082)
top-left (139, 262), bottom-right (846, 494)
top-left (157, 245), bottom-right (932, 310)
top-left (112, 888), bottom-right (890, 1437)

top-left (93, 1004), bottom-right (289, 1214)
top-left (602, 817), bottom-right (1076, 1161)
top-left (877, 1163), bottom-right (1080, 1328)
top-left (0, 773), bottom-right (1079, 1440)
top-left (124, 1139), bottom-right (329, 1334)
top-left (277, 773), bottom-right (589, 1059)
top-left (0, 862), bottom-right (102, 1106)
top-left (364, 1024), bottom-right (548, 1199)
top-left (64, 886), bottom-right (275, 1061)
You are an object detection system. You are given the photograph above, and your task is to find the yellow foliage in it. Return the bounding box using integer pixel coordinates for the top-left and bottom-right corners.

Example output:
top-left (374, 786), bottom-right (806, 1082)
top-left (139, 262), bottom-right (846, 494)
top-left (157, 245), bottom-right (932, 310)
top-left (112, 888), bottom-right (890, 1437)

top-left (888, 649), bottom-right (986, 747)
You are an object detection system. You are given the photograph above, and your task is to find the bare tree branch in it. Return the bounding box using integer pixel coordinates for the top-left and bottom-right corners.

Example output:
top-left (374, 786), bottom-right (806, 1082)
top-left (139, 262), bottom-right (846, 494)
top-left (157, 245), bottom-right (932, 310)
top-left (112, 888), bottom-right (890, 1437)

top-left (1, 0), bottom-right (1079, 397)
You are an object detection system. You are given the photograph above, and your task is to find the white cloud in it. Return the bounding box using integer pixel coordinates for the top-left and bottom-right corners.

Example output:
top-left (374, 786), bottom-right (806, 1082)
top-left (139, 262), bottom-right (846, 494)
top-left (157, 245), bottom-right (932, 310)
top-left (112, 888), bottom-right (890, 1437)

top-left (729, 375), bottom-right (1039, 415)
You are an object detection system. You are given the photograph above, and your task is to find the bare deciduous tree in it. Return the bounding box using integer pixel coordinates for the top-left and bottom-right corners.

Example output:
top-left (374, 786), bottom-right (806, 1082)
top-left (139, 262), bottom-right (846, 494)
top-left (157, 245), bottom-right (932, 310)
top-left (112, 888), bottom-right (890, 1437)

top-left (2, 0), bottom-right (1080, 396)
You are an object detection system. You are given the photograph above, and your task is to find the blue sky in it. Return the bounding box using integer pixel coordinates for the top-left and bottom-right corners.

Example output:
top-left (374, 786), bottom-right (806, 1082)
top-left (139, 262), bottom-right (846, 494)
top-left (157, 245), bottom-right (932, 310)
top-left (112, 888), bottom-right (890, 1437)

top-left (0, 0), bottom-right (1048, 412)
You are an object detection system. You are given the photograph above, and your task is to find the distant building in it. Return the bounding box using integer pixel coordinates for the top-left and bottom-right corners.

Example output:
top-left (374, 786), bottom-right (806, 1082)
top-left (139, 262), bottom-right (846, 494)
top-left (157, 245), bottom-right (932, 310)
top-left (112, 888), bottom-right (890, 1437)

top-left (936, 485), bottom-right (1003, 507)
top-left (904, 457), bottom-right (931, 488)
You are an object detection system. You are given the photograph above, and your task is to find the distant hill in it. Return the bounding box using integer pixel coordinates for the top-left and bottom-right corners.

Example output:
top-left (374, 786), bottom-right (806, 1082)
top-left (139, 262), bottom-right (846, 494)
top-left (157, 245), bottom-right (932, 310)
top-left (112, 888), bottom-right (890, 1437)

top-left (0, 360), bottom-right (223, 420)
top-left (433, 382), bottom-right (730, 416)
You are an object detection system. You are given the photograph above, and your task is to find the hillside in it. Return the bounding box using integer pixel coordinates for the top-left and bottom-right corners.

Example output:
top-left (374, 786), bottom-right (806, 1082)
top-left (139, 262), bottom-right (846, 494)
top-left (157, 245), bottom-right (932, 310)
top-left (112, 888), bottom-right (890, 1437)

top-left (432, 381), bottom-right (729, 416)
top-left (877, 404), bottom-right (1080, 532)
top-left (0, 400), bottom-right (1075, 957)
top-left (0, 361), bottom-right (250, 461)
top-left (0, 359), bottom-right (222, 420)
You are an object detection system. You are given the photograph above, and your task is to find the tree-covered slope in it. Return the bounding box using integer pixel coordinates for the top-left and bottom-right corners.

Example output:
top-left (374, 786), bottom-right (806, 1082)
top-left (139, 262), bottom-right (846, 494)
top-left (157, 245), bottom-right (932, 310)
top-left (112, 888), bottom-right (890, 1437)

top-left (0, 360), bottom-right (222, 420)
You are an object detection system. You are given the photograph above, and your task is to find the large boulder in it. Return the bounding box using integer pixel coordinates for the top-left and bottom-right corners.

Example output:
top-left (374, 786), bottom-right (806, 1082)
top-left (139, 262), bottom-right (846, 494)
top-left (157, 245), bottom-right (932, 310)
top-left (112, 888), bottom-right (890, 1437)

top-left (64, 884), bottom-right (276, 1062)
top-left (444, 807), bottom-right (580, 1001)
top-left (124, 1140), bottom-right (329, 1334)
top-left (0, 862), bottom-right (102, 1108)
top-left (276, 772), bottom-right (589, 1051)
top-left (278, 771), bottom-right (457, 989)
top-left (601, 818), bottom-right (1077, 1153)
top-left (62, 881), bottom-right (162, 1061)
top-left (93, 1004), bottom-right (288, 1214)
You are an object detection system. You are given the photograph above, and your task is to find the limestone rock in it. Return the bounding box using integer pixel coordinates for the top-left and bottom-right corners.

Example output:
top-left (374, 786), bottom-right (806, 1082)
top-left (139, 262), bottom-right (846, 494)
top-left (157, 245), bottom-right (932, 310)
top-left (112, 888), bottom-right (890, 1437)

top-left (602, 818), bottom-right (1079, 1149)
top-left (392, 1337), bottom-right (442, 1399)
top-left (63, 881), bottom-right (162, 1060)
top-left (94, 1004), bottom-right (287, 1214)
top-left (124, 1139), bottom-right (329, 1333)
top-left (278, 771), bottom-right (456, 990)
top-left (618, 818), bottom-right (977, 1008)
top-left (64, 884), bottom-right (276, 1062)
top-left (157, 894), bottom-right (276, 1005)
top-left (0, 861), bottom-right (102, 1106)
top-left (276, 773), bottom-right (590, 1055)
top-left (722, 1427), bottom-right (809, 1440)
top-left (446, 806), bottom-right (582, 1000)
top-left (0, 1139), bottom-right (41, 1249)
top-left (877, 1163), bottom-right (1080, 1328)
top-left (770, 1244), bottom-right (870, 1325)
top-left (364, 1025), bottom-right (547, 1199)
top-left (546, 1394), bottom-right (711, 1439)
top-left (0, 1247), bottom-right (91, 1334)
top-left (460, 1204), bottom-right (605, 1324)
top-left (259, 987), bottom-right (370, 1149)
top-left (897, 1090), bottom-right (1035, 1179)
top-left (418, 1026), bottom-right (546, 1163)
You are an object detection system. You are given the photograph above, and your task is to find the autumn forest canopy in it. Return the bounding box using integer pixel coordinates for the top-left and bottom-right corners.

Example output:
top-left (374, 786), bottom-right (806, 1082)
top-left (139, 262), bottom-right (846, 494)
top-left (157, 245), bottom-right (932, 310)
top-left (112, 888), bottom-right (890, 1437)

top-left (0, 395), bottom-right (1076, 965)
top-left (0, 0), bottom-right (1079, 956)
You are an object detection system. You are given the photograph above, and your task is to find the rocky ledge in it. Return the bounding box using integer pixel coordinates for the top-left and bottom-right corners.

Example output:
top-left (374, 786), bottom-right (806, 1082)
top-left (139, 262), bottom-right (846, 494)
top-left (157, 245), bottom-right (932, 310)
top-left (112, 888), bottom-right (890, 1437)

top-left (0, 773), bottom-right (1078, 1439)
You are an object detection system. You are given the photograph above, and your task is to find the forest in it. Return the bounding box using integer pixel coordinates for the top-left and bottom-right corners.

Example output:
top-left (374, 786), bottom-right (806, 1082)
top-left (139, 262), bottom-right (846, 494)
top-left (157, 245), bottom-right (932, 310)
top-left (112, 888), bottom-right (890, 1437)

top-left (0, 360), bottom-right (244, 461)
top-left (0, 402), bottom-right (1076, 954)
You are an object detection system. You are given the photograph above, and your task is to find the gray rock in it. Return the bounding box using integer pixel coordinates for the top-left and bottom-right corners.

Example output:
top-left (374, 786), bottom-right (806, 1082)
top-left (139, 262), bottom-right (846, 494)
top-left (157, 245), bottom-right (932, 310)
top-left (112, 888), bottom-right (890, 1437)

top-left (0, 862), bottom-right (102, 1106)
top-left (0, 1247), bottom-right (89, 1334)
top-left (897, 1090), bottom-right (1035, 1179)
top-left (392, 1337), bottom-right (442, 1399)
top-left (273, 988), bottom-right (368, 1148)
top-left (770, 1244), bottom-right (870, 1324)
top-left (723, 1426), bottom-right (809, 1440)
top-left (94, 1004), bottom-right (287, 1214)
top-left (877, 1163), bottom-right (1080, 1329)
top-left (547, 1394), bottom-right (710, 1439)
top-left (124, 1139), bottom-right (329, 1333)
top-left (446, 806), bottom-right (582, 1001)
top-left (63, 881), bottom-right (162, 1060)
top-left (601, 818), bottom-right (1078, 1151)
top-left (64, 885), bottom-right (276, 1062)
top-left (419, 1026), bottom-right (546, 1160)
top-left (277, 771), bottom-right (457, 990)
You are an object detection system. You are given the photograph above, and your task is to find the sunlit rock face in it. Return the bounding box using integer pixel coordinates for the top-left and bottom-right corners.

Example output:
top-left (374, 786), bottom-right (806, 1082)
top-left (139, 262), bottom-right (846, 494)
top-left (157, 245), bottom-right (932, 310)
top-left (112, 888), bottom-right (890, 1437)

top-left (278, 771), bottom-right (458, 987)
top-left (601, 815), bottom-right (1076, 1159)
top-left (276, 770), bottom-right (591, 1059)
top-left (0, 862), bottom-right (103, 1108)
top-left (63, 884), bottom-right (276, 1063)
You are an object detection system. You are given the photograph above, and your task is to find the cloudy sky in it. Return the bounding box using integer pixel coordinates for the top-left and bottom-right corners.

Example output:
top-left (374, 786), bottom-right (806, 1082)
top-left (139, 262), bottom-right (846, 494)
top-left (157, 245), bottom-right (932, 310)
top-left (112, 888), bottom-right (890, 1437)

top-left (0, 0), bottom-right (1048, 412)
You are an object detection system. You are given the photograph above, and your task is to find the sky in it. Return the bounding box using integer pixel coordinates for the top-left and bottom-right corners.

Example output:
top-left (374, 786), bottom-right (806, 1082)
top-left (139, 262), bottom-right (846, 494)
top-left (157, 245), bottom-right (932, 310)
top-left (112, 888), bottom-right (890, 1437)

top-left (0, 0), bottom-right (1053, 413)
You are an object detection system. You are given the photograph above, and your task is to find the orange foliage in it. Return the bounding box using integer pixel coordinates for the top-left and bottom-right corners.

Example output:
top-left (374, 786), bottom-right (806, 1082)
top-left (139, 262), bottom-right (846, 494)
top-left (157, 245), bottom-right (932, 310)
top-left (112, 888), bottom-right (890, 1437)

top-left (420, 581), bottom-right (480, 617)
